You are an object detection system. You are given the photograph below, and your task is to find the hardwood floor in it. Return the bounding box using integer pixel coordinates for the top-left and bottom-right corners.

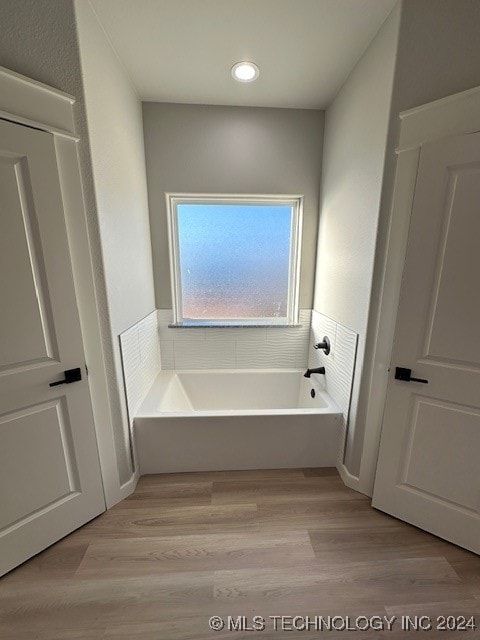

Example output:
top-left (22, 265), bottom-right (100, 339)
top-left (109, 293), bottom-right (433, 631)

top-left (0, 468), bottom-right (478, 639)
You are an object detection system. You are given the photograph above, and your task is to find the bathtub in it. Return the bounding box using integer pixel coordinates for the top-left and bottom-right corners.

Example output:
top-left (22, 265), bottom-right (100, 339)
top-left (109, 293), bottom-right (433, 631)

top-left (134, 369), bottom-right (342, 474)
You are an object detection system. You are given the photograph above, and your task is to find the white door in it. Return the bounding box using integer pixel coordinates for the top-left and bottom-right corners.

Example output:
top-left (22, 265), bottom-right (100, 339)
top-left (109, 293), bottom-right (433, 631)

top-left (373, 130), bottom-right (480, 554)
top-left (0, 119), bottom-right (105, 576)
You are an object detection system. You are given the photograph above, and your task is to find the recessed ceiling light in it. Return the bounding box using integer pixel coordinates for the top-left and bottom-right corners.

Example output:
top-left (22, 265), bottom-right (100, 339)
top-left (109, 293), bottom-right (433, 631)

top-left (231, 61), bottom-right (260, 83)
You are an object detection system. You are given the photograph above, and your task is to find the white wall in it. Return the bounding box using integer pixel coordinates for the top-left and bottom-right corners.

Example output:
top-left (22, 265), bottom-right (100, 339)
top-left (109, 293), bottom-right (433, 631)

top-left (313, 4), bottom-right (401, 477)
top-left (75, 0), bottom-right (155, 485)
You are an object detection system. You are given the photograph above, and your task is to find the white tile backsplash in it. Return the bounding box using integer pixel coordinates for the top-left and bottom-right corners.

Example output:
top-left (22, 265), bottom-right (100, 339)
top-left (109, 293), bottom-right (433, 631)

top-left (119, 310), bottom-right (161, 423)
top-left (295, 343), bottom-right (310, 369)
top-left (157, 309), bottom-right (312, 370)
top-left (236, 340), bottom-right (297, 369)
top-left (266, 325), bottom-right (309, 344)
top-left (174, 339), bottom-right (236, 369)
top-left (308, 310), bottom-right (358, 463)
top-left (205, 327), bottom-right (267, 342)
top-left (159, 340), bottom-right (175, 369)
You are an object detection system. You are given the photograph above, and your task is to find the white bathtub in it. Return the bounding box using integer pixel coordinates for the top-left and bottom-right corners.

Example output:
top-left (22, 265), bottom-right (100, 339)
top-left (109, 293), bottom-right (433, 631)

top-left (134, 369), bottom-right (342, 474)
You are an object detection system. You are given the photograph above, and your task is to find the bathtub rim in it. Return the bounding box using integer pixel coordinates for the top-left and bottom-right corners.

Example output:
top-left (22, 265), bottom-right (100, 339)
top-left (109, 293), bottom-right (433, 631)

top-left (136, 368), bottom-right (341, 418)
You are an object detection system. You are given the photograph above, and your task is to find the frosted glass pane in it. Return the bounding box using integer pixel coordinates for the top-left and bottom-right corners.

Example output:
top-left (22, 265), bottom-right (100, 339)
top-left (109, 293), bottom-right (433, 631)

top-left (176, 203), bottom-right (293, 320)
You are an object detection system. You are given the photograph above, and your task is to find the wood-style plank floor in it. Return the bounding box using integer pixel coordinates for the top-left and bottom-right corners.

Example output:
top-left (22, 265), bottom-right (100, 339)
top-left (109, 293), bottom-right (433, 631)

top-left (0, 468), bottom-right (479, 639)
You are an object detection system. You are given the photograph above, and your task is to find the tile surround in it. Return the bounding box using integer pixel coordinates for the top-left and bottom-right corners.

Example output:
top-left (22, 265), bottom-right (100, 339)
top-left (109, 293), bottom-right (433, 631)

top-left (157, 309), bottom-right (312, 370)
top-left (119, 311), bottom-right (161, 423)
top-left (174, 339), bottom-right (236, 370)
top-left (308, 310), bottom-right (358, 463)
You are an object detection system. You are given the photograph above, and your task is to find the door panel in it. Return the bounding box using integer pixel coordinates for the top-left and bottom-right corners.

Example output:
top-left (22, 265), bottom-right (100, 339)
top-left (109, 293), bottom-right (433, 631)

top-left (0, 157), bottom-right (57, 368)
top-left (425, 166), bottom-right (480, 364)
top-left (373, 131), bottom-right (480, 554)
top-left (0, 119), bottom-right (105, 576)
top-left (0, 400), bottom-right (79, 530)
top-left (402, 397), bottom-right (480, 511)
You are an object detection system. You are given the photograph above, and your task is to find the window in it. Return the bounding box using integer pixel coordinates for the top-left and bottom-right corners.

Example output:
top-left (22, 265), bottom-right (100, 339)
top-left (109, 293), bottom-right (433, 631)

top-left (166, 194), bottom-right (303, 326)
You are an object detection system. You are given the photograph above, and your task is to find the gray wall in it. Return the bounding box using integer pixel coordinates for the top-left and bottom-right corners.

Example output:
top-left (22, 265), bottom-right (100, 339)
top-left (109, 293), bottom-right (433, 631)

top-left (142, 103), bottom-right (324, 310)
top-left (351, 0), bottom-right (480, 481)
top-left (392, 0), bottom-right (480, 113)
top-left (313, 4), bottom-right (401, 474)
top-left (0, 0), bottom-right (82, 101)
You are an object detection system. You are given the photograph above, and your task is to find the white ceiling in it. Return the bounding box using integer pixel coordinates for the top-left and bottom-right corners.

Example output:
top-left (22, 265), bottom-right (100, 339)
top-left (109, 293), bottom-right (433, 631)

top-left (90, 0), bottom-right (397, 110)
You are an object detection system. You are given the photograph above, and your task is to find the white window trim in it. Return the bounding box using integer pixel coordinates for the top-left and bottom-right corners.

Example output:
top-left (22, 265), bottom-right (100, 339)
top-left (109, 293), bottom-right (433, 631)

top-left (165, 193), bottom-right (303, 327)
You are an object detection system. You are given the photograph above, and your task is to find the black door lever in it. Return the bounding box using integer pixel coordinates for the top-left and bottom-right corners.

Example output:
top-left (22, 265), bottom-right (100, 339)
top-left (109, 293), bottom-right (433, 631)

top-left (49, 367), bottom-right (82, 387)
top-left (394, 367), bottom-right (428, 384)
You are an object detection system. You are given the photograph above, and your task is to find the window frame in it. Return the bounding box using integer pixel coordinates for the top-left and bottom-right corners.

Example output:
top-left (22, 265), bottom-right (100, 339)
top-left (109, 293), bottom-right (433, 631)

top-left (165, 193), bottom-right (303, 327)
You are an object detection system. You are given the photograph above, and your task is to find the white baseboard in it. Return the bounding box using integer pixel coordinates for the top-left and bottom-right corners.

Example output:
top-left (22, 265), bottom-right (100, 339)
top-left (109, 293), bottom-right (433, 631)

top-left (116, 469), bottom-right (140, 504)
top-left (336, 461), bottom-right (371, 497)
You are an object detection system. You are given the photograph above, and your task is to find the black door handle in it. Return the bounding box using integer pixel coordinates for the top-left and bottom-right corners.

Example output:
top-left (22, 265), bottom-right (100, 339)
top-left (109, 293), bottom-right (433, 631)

top-left (395, 367), bottom-right (428, 384)
top-left (49, 367), bottom-right (82, 387)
